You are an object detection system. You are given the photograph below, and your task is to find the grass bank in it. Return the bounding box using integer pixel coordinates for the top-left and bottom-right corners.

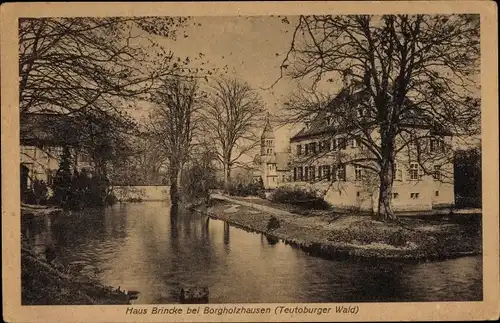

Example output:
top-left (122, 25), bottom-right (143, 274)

top-left (200, 197), bottom-right (482, 262)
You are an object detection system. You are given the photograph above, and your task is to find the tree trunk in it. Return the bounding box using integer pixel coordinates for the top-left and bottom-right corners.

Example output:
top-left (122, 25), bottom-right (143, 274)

top-left (377, 129), bottom-right (397, 221)
top-left (223, 156), bottom-right (231, 194)
top-left (170, 165), bottom-right (181, 213)
top-left (377, 160), bottom-right (396, 221)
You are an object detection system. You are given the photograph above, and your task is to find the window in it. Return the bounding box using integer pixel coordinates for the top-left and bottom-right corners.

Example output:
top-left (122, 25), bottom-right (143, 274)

top-left (430, 137), bottom-right (444, 152)
top-left (310, 142), bottom-right (317, 155)
top-left (319, 140), bottom-right (329, 152)
top-left (337, 164), bottom-right (346, 181)
top-left (356, 191), bottom-right (360, 197)
top-left (433, 165), bottom-right (441, 180)
top-left (309, 166), bottom-right (316, 181)
top-left (317, 165), bottom-right (322, 179)
top-left (351, 137), bottom-right (359, 148)
top-left (326, 116), bottom-right (332, 125)
top-left (79, 151), bottom-right (90, 163)
top-left (355, 165), bottom-right (363, 180)
top-left (409, 135), bottom-right (418, 150)
top-left (393, 192), bottom-right (399, 199)
top-left (304, 166), bottom-right (309, 181)
top-left (305, 144), bottom-right (309, 156)
top-left (293, 168), bottom-right (297, 181)
top-left (269, 164), bottom-right (273, 171)
top-left (338, 137), bottom-right (347, 150)
top-left (409, 162), bottom-right (420, 180)
top-left (394, 163), bottom-right (403, 181)
top-left (323, 165), bottom-right (331, 181)
top-left (297, 167), bottom-right (303, 181)
top-left (332, 138), bottom-right (347, 150)
top-left (297, 144), bottom-right (302, 156)
top-left (435, 190), bottom-right (440, 197)
top-left (410, 192), bottom-right (420, 199)
top-left (46, 170), bottom-right (56, 186)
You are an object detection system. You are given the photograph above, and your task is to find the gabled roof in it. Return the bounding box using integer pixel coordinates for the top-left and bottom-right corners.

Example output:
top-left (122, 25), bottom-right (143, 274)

top-left (290, 87), bottom-right (452, 142)
top-left (290, 89), bottom-right (368, 142)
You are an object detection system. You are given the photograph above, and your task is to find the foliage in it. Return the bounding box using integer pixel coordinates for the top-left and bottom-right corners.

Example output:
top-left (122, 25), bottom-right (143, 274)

top-left (31, 179), bottom-right (49, 205)
top-left (49, 147), bottom-right (113, 210)
top-left (52, 147), bottom-right (73, 207)
top-left (280, 14), bottom-right (480, 220)
top-left (267, 216), bottom-right (281, 231)
top-left (181, 149), bottom-right (218, 201)
top-left (454, 147), bottom-right (482, 208)
top-left (227, 179), bottom-right (264, 197)
top-left (270, 187), bottom-right (330, 210)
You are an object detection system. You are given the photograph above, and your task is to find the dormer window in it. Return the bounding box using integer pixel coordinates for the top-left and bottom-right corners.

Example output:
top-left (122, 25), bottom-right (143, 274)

top-left (430, 137), bottom-right (445, 152)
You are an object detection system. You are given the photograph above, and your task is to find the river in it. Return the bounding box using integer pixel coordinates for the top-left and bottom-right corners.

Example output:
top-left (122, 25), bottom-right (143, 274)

top-left (22, 201), bottom-right (482, 304)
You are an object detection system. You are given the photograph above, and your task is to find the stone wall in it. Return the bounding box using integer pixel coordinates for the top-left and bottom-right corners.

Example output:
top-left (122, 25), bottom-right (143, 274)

top-left (111, 186), bottom-right (170, 201)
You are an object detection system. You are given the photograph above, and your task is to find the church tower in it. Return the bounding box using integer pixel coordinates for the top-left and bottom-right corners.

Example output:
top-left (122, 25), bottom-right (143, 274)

top-left (260, 114), bottom-right (278, 189)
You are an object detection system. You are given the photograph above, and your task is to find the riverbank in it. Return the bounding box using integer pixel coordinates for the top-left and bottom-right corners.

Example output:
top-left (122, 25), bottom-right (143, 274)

top-left (21, 245), bottom-right (133, 305)
top-left (21, 206), bottom-right (134, 305)
top-left (199, 195), bottom-right (482, 262)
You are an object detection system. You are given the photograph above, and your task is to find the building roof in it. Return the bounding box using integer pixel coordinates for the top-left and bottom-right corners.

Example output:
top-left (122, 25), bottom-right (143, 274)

top-left (261, 119), bottom-right (275, 139)
top-left (20, 113), bottom-right (82, 146)
top-left (290, 89), bottom-right (368, 142)
top-left (290, 88), bottom-right (452, 142)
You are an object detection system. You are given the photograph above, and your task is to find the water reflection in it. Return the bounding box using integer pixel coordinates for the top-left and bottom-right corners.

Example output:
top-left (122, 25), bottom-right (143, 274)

top-left (22, 202), bottom-right (482, 304)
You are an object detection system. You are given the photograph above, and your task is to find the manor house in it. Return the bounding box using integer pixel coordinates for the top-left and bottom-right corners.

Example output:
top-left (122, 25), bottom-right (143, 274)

top-left (286, 90), bottom-right (455, 212)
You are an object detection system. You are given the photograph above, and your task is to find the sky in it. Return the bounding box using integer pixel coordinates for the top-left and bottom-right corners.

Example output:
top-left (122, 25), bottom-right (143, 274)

top-left (128, 16), bottom-right (481, 160)
top-left (130, 16), bottom-right (330, 154)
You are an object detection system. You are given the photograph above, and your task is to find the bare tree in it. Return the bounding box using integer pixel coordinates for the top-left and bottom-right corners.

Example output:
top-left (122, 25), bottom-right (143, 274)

top-left (19, 17), bottom-right (204, 180)
top-left (279, 14), bottom-right (480, 220)
top-left (148, 77), bottom-right (203, 211)
top-left (203, 77), bottom-right (265, 192)
top-left (19, 17), bottom-right (190, 116)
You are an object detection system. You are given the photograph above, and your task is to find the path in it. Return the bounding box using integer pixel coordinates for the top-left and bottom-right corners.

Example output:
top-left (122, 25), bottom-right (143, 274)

top-left (210, 193), bottom-right (296, 217)
top-left (210, 193), bottom-right (481, 217)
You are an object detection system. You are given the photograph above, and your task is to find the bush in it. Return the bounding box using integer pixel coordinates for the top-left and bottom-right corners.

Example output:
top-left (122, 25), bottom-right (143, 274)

top-left (270, 187), bottom-right (330, 210)
top-left (267, 215), bottom-right (280, 231)
top-left (227, 180), bottom-right (263, 197)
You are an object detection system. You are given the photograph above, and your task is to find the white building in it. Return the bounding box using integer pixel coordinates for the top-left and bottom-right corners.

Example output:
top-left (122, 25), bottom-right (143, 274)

top-left (20, 113), bottom-right (93, 193)
top-left (253, 118), bottom-right (291, 189)
top-left (286, 90), bottom-right (455, 212)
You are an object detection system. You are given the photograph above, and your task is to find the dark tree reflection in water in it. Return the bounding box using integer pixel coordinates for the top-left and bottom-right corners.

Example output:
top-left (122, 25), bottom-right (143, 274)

top-left (22, 202), bottom-right (482, 304)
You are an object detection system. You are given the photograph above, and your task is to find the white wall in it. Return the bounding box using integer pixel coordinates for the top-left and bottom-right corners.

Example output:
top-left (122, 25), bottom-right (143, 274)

top-left (111, 185), bottom-right (170, 201)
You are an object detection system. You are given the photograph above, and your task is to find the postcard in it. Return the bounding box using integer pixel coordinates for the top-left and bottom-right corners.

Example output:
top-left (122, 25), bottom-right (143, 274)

top-left (1, 1), bottom-right (498, 322)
